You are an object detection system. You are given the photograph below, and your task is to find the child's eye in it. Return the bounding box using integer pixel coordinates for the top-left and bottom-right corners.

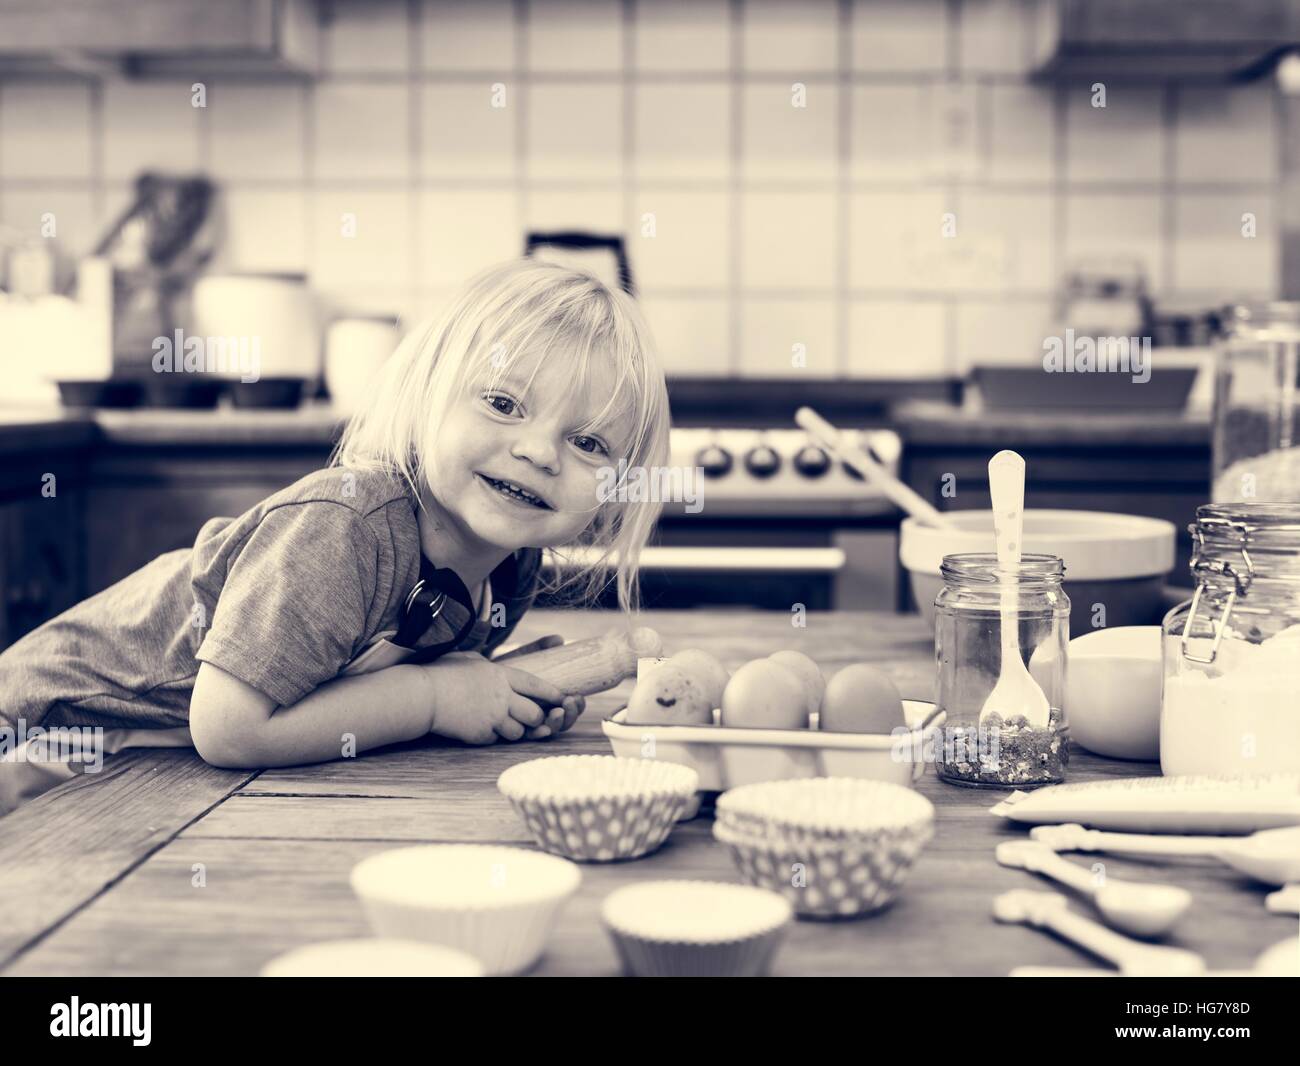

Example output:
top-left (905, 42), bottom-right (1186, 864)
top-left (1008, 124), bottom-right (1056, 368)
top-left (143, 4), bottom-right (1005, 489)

top-left (483, 393), bottom-right (519, 417)
top-left (572, 434), bottom-right (609, 457)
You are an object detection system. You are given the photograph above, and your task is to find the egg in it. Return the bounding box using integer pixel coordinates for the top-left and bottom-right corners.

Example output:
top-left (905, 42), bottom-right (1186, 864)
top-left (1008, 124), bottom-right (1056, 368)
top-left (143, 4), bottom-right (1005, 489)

top-left (819, 664), bottom-right (906, 734)
top-left (766, 650), bottom-right (825, 715)
top-left (719, 659), bottom-right (808, 730)
top-left (666, 649), bottom-right (730, 709)
top-left (624, 663), bottom-right (713, 726)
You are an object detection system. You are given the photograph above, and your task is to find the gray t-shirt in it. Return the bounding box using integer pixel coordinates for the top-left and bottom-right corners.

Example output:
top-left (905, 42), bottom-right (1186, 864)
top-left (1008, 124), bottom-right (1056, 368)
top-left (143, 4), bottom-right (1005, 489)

top-left (0, 467), bottom-right (541, 732)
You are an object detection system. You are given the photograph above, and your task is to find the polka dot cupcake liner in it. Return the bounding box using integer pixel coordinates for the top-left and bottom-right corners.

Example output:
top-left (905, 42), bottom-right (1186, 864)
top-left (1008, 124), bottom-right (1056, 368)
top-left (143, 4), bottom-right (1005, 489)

top-left (713, 818), bottom-right (933, 918)
top-left (498, 755), bottom-right (700, 863)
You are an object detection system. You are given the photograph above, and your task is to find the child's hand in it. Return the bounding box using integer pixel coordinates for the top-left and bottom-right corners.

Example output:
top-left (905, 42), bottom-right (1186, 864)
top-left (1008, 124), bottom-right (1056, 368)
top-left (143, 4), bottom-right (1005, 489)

top-left (492, 635), bottom-right (585, 738)
top-left (419, 652), bottom-right (567, 745)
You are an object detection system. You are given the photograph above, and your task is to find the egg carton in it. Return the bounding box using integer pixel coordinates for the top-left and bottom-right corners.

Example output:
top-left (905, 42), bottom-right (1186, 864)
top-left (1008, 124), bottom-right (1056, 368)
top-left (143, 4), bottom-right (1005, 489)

top-left (601, 700), bottom-right (943, 793)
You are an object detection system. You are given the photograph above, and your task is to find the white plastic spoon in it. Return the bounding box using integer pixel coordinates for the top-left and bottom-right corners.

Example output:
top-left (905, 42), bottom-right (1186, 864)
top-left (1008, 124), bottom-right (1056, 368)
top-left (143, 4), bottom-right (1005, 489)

top-left (993, 890), bottom-right (1206, 976)
top-left (1030, 823), bottom-right (1300, 886)
top-left (1009, 937), bottom-right (1299, 977)
top-left (978, 451), bottom-right (1050, 729)
top-left (996, 840), bottom-right (1191, 938)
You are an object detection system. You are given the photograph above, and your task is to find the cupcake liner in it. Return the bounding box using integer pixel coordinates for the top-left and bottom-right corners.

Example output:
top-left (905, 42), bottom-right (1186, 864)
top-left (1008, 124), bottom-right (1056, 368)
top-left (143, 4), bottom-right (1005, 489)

top-left (350, 845), bottom-right (581, 976)
top-left (601, 880), bottom-right (793, 977)
top-left (498, 755), bottom-right (699, 862)
top-left (260, 938), bottom-right (485, 977)
top-left (712, 776), bottom-right (935, 890)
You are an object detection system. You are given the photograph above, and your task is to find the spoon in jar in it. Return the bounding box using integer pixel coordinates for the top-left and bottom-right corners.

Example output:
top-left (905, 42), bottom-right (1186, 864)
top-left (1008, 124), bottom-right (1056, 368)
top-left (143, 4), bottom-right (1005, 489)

top-left (993, 890), bottom-right (1206, 976)
top-left (1030, 823), bottom-right (1300, 886)
top-left (997, 840), bottom-right (1191, 937)
top-left (978, 451), bottom-right (1050, 729)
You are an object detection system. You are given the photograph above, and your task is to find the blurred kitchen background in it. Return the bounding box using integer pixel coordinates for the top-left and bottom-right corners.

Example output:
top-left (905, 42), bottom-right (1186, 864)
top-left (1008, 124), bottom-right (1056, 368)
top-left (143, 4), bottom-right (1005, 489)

top-left (1, 0), bottom-right (1298, 644)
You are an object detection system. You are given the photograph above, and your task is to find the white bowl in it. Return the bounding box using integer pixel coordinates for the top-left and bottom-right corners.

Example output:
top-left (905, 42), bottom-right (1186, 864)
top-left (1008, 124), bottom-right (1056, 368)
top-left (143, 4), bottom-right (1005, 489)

top-left (900, 509), bottom-right (1176, 632)
top-left (1066, 625), bottom-right (1163, 759)
top-left (350, 844), bottom-right (580, 975)
top-left (259, 938), bottom-right (484, 977)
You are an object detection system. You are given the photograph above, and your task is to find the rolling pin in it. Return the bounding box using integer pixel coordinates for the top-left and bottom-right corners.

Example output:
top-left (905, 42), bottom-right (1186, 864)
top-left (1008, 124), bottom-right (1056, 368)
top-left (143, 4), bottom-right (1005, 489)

top-left (506, 627), bottom-right (662, 695)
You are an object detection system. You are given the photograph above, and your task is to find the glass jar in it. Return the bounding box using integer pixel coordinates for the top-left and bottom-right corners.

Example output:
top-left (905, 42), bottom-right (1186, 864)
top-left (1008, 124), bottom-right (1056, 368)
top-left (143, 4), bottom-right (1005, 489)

top-left (934, 554), bottom-right (1070, 788)
top-left (1161, 503), bottom-right (1300, 777)
top-left (1212, 302), bottom-right (1300, 504)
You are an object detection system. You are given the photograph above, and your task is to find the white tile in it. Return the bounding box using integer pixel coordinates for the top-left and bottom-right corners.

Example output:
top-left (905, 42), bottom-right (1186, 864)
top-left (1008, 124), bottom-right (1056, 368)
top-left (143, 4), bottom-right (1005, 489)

top-left (739, 191), bottom-right (837, 289)
top-left (314, 83), bottom-right (410, 181)
top-left (318, 285), bottom-right (412, 325)
top-left (219, 189), bottom-right (309, 273)
top-left (406, 288), bottom-right (460, 330)
top-left (742, 82), bottom-right (837, 180)
top-left (631, 190), bottom-right (729, 288)
top-left (850, 85), bottom-right (934, 182)
top-left (743, 0), bottom-right (838, 73)
top-left (738, 298), bottom-right (838, 378)
top-left (422, 0), bottom-right (517, 73)
top-left (527, 187), bottom-right (623, 232)
top-left (635, 83), bottom-right (730, 181)
top-left (325, 0), bottom-right (411, 74)
top-left (1175, 87), bottom-right (1277, 185)
top-left (418, 188), bottom-right (520, 286)
top-left (1063, 193), bottom-right (1162, 284)
top-left (421, 83), bottom-right (515, 178)
top-left (527, 0), bottom-right (623, 73)
top-left (208, 83), bottom-right (305, 182)
top-left (311, 189), bottom-right (414, 288)
top-left (848, 190), bottom-right (950, 291)
top-left (1064, 86), bottom-right (1164, 184)
top-left (0, 185), bottom-right (99, 258)
top-left (0, 83), bottom-right (92, 179)
top-left (954, 299), bottom-right (1056, 372)
top-left (956, 191), bottom-right (1055, 294)
top-left (960, 0), bottom-right (1034, 75)
top-left (525, 84), bottom-right (622, 180)
top-left (987, 83), bottom-right (1054, 184)
top-left (847, 300), bottom-right (949, 378)
top-left (1172, 193), bottom-right (1276, 297)
top-left (102, 81), bottom-right (201, 180)
top-left (851, 0), bottom-right (947, 74)
top-left (635, 0), bottom-right (731, 73)
top-left (638, 295), bottom-right (731, 376)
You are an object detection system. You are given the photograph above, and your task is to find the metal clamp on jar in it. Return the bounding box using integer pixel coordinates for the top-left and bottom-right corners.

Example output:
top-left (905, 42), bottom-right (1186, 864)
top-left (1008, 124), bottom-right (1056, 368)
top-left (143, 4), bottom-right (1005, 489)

top-left (1162, 503), bottom-right (1300, 777)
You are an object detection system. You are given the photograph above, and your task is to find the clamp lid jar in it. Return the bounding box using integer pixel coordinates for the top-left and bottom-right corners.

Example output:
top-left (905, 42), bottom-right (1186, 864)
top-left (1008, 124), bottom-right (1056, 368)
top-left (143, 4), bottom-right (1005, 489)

top-left (1161, 503), bottom-right (1300, 777)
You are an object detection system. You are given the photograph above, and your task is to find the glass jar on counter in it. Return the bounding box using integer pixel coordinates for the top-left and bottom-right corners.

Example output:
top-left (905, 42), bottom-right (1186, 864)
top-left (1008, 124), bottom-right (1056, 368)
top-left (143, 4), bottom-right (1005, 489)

top-left (934, 554), bottom-right (1070, 789)
top-left (1212, 302), bottom-right (1300, 504)
top-left (1161, 503), bottom-right (1300, 777)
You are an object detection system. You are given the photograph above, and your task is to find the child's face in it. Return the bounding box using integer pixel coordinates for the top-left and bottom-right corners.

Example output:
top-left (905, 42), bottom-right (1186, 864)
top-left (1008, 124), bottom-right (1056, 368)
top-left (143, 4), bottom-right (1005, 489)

top-left (426, 345), bottom-right (633, 551)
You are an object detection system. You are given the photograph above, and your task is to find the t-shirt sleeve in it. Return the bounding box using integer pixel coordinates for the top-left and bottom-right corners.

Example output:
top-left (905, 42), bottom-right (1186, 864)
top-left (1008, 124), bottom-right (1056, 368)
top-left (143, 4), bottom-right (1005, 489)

top-left (195, 502), bottom-right (379, 707)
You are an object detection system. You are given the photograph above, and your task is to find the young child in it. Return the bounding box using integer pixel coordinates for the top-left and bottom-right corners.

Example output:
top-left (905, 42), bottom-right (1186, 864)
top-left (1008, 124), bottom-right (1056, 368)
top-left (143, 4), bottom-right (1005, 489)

top-left (0, 258), bottom-right (671, 812)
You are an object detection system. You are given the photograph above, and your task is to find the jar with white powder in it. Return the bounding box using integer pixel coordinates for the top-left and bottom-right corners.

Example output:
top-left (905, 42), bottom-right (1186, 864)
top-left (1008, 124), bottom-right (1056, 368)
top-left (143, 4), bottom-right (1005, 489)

top-left (1162, 504), bottom-right (1300, 776)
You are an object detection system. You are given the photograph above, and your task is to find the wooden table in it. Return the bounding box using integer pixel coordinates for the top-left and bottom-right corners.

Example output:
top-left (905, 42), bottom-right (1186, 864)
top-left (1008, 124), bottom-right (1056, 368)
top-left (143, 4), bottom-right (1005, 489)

top-left (1, 610), bottom-right (1293, 977)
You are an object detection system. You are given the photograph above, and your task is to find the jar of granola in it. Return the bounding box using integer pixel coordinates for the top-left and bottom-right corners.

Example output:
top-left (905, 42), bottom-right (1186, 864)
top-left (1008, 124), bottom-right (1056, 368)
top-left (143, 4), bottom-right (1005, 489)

top-left (934, 553), bottom-right (1070, 788)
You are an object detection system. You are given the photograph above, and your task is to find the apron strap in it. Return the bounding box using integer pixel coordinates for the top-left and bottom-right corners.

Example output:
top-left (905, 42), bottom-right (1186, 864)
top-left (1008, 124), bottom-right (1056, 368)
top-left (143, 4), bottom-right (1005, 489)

top-left (393, 552), bottom-right (519, 663)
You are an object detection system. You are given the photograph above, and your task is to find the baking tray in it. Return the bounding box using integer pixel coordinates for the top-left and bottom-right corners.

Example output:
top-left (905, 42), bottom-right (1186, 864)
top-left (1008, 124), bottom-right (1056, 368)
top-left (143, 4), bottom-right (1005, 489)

top-left (602, 699), bottom-right (943, 793)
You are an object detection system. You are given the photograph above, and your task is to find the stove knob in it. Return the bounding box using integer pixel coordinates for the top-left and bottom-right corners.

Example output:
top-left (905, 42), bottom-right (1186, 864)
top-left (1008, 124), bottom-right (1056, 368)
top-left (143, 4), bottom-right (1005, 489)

top-left (793, 445), bottom-right (831, 478)
top-left (744, 444), bottom-right (782, 479)
top-left (695, 444), bottom-right (733, 479)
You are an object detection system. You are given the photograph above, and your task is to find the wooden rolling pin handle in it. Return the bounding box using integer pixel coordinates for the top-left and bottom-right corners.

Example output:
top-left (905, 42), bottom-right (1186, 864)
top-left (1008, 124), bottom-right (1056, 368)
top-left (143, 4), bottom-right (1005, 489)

top-left (505, 627), bottom-right (663, 696)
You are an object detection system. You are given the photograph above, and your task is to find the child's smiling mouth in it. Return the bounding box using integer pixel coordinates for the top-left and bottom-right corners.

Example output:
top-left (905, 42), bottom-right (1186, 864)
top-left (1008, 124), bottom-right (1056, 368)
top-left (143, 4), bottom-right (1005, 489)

top-left (475, 473), bottom-right (554, 510)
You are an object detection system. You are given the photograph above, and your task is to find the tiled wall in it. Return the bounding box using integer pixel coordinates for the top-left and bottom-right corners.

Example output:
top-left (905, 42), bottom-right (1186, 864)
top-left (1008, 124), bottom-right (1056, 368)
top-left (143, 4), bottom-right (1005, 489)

top-left (0, 0), bottom-right (1282, 380)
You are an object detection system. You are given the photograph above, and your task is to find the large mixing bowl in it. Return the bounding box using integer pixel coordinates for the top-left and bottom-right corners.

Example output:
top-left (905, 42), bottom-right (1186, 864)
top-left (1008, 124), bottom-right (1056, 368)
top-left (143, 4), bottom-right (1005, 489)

top-left (900, 509), bottom-right (1176, 634)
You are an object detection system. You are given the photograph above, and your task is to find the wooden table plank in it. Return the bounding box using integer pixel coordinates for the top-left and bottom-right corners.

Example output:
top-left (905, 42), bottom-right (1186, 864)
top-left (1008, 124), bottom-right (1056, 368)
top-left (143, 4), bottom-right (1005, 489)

top-left (0, 750), bottom-right (255, 969)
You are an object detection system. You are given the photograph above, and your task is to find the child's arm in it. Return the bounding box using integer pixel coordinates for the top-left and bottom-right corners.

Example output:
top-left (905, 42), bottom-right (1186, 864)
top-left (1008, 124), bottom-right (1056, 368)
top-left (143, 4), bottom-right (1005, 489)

top-left (190, 654), bottom-right (568, 769)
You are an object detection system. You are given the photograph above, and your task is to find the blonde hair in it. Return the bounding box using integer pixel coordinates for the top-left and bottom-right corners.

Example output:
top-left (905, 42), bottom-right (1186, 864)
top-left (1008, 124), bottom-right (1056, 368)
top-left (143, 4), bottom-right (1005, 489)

top-left (333, 257), bottom-right (671, 614)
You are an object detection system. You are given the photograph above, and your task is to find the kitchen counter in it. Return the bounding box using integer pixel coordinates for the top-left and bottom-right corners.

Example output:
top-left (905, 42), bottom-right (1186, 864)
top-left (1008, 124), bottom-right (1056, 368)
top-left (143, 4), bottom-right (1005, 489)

top-left (0, 609), bottom-right (1288, 977)
top-left (893, 400), bottom-right (1211, 447)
